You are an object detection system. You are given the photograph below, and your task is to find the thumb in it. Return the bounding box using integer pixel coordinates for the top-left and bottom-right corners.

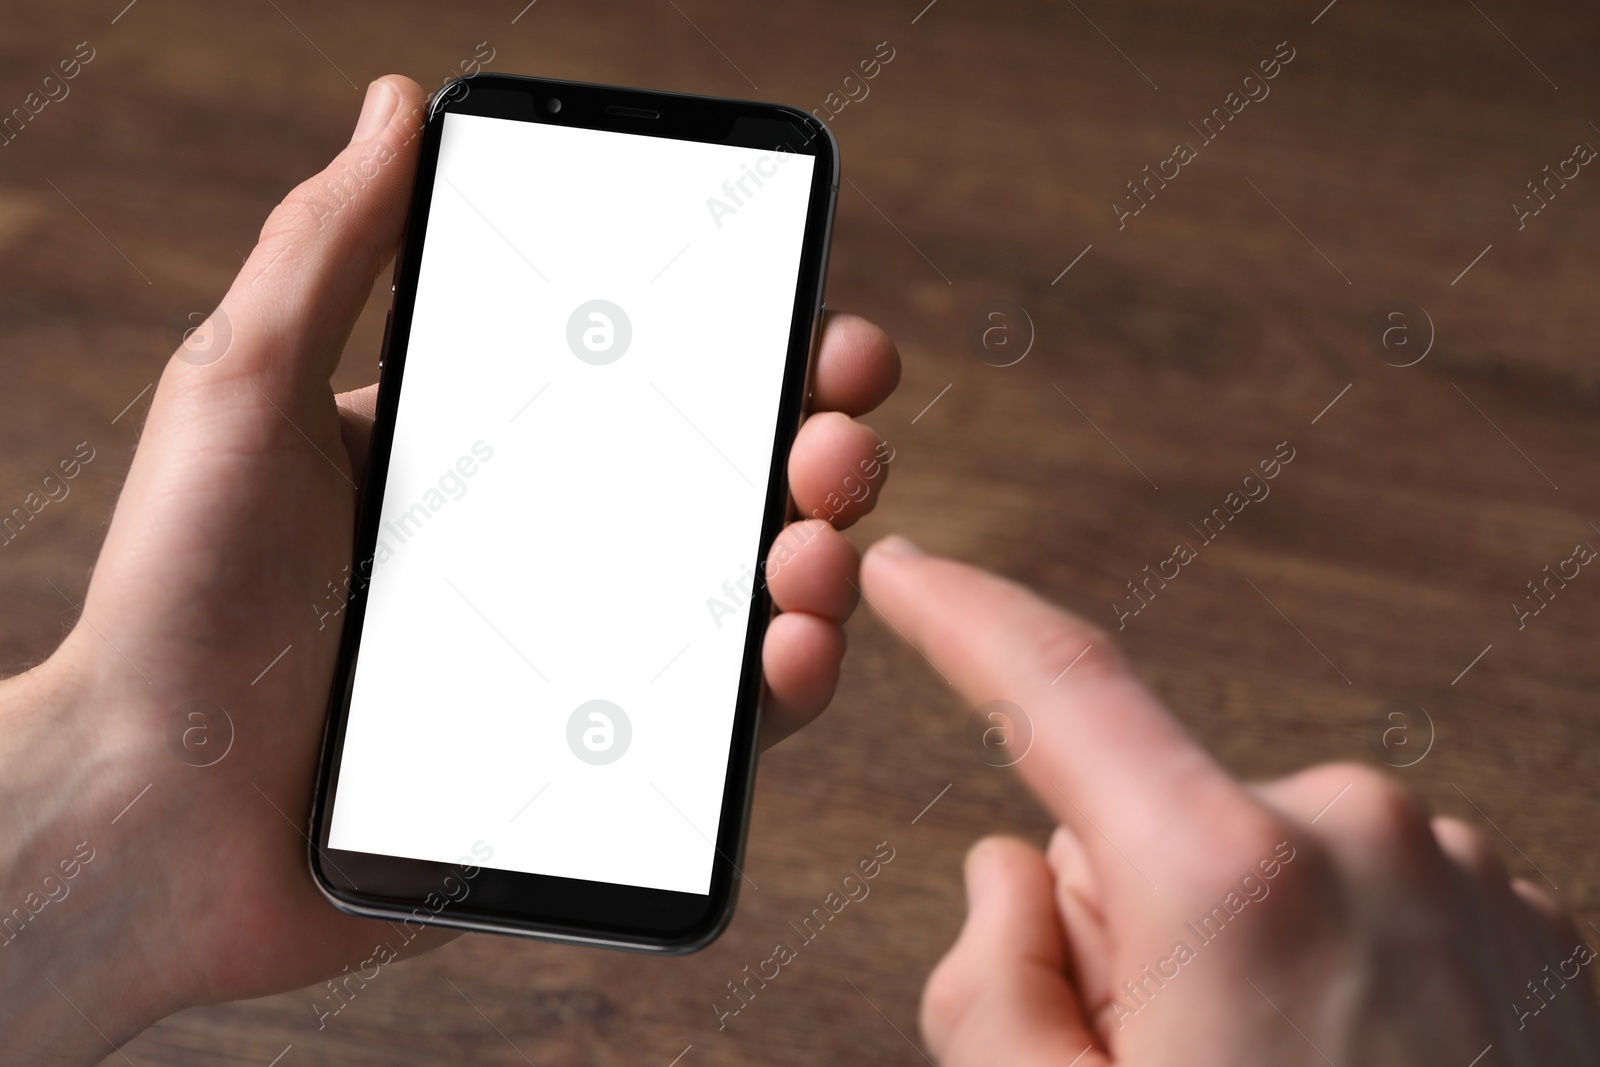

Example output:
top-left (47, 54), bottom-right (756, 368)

top-left (73, 76), bottom-right (429, 676)
top-left (168, 74), bottom-right (429, 412)
top-left (96, 73), bottom-right (428, 575)
top-left (921, 837), bottom-right (1110, 1067)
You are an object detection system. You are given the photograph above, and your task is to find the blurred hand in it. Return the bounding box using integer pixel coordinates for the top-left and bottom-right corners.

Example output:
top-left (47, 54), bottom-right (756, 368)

top-left (0, 74), bottom-right (897, 1063)
top-left (862, 538), bottom-right (1600, 1067)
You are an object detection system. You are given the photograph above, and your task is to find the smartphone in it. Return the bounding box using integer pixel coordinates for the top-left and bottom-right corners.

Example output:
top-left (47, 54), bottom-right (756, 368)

top-left (307, 73), bottom-right (837, 953)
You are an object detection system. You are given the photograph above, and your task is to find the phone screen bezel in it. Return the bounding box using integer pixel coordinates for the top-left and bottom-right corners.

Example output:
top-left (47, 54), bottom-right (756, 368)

top-left (307, 73), bottom-right (838, 953)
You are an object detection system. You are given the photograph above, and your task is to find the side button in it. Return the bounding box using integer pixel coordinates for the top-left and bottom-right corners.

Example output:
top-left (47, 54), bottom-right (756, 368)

top-left (378, 309), bottom-right (392, 370)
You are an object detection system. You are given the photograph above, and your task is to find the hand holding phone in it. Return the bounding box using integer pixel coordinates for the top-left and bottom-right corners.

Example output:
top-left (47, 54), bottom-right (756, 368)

top-left (2, 74), bottom-right (897, 1053)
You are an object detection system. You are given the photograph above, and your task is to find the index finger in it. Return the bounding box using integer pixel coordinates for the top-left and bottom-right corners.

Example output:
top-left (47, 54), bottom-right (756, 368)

top-left (860, 537), bottom-right (1249, 891)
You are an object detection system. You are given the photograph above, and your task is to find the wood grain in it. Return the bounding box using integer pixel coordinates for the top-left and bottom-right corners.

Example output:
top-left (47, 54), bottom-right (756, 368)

top-left (0, 0), bottom-right (1595, 1062)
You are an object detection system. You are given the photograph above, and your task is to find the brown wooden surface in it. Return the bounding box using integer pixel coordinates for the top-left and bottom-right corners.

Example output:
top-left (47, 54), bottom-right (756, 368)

top-left (1, 0), bottom-right (1597, 1063)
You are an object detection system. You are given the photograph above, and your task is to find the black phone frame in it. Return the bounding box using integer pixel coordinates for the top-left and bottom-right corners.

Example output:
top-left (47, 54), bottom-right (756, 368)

top-left (307, 72), bottom-right (838, 953)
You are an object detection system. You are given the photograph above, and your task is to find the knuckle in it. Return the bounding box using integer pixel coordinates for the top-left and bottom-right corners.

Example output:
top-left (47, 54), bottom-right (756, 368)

top-left (1184, 801), bottom-right (1299, 891)
top-left (1228, 805), bottom-right (1299, 864)
top-left (1316, 763), bottom-right (1433, 853)
top-left (254, 157), bottom-right (386, 277)
top-left (1024, 612), bottom-right (1124, 687)
top-left (1162, 800), bottom-right (1335, 954)
top-left (258, 181), bottom-right (328, 249)
top-left (1431, 816), bottom-right (1506, 884)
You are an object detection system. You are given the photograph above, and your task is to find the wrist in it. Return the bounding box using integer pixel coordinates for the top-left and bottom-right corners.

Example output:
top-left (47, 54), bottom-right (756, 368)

top-left (0, 649), bottom-right (184, 1064)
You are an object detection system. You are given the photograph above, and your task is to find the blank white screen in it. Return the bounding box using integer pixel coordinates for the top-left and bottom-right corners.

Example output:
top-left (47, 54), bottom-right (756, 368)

top-left (328, 112), bottom-right (816, 895)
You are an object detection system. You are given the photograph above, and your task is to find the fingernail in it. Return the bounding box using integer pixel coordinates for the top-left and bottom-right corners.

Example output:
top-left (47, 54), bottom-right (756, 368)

top-left (873, 535), bottom-right (925, 558)
top-left (351, 79), bottom-right (398, 144)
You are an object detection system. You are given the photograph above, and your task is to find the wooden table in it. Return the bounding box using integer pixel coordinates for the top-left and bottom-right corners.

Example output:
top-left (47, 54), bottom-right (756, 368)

top-left (0, 0), bottom-right (1595, 1062)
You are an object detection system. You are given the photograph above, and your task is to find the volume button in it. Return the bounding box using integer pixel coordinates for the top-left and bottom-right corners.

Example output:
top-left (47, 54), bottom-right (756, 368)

top-left (378, 309), bottom-right (393, 370)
